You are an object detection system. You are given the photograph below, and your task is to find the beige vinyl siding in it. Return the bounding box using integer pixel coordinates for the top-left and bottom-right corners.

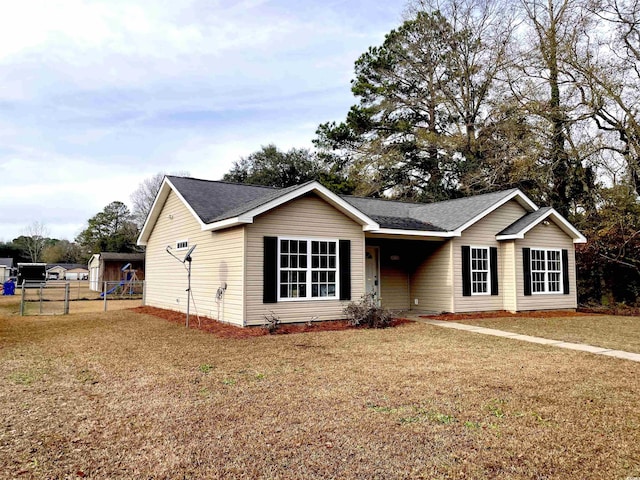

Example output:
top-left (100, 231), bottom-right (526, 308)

top-left (515, 222), bottom-right (577, 310)
top-left (502, 241), bottom-right (517, 312)
top-left (245, 194), bottom-right (364, 326)
top-left (144, 191), bottom-right (245, 326)
top-left (410, 242), bottom-right (453, 313)
top-left (452, 200), bottom-right (528, 312)
top-left (380, 265), bottom-right (409, 310)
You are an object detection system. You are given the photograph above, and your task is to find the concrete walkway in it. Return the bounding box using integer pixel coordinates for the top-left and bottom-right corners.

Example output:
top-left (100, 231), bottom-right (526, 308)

top-left (411, 317), bottom-right (640, 363)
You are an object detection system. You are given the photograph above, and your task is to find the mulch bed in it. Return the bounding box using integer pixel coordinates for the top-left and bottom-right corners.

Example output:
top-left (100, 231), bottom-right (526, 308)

top-left (132, 306), bottom-right (411, 339)
top-left (578, 305), bottom-right (640, 316)
top-left (419, 309), bottom-right (594, 321)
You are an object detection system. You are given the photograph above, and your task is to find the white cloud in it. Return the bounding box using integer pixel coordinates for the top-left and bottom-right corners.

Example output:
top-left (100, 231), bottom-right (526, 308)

top-left (0, 0), bottom-right (405, 243)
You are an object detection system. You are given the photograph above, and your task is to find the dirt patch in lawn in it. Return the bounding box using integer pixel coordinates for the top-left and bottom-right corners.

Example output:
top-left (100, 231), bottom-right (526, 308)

top-left (132, 306), bottom-right (411, 338)
top-left (421, 309), bottom-right (594, 321)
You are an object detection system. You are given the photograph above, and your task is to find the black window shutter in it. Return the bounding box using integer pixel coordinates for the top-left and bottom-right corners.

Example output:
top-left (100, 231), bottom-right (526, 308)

top-left (490, 247), bottom-right (499, 296)
top-left (339, 240), bottom-right (351, 301)
top-left (562, 249), bottom-right (570, 295)
top-left (263, 237), bottom-right (277, 303)
top-left (461, 246), bottom-right (471, 297)
top-left (523, 247), bottom-right (532, 296)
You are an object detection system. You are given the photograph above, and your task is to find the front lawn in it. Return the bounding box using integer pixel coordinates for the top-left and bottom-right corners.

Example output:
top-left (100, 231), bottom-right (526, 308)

top-left (455, 314), bottom-right (640, 353)
top-left (1, 309), bottom-right (638, 479)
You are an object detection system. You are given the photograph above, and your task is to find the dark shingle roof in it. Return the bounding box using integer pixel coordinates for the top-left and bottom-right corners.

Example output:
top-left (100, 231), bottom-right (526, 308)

top-left (166, 176), bottom-right (528, 233)
top-left (168, 176), bottom-right (301, 224)
top-left (498, 207), bottom-right (553, 236)
top-left (210, 183), bottom-right (311, 222)
top-left (343, 189), bottom-right (522, 231)
top-left (99, 253), bottom-right (145, 262)
top-left (369, 215), bottom-right (446, 231)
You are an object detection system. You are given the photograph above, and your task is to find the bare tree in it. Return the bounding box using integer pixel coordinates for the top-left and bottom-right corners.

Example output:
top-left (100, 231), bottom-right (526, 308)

top-left (507, 0), bottom-right (598, 215)
top-left (572, 0), bottom-right (640, 194)
top-left (130, 171), bottom-right (189, 228)
top-left (20, 221), bottom-right (50, 263)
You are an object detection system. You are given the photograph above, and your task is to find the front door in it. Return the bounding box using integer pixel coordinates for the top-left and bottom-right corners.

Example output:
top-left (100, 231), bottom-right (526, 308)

top-left (365, 246), bottom-right (380, 303)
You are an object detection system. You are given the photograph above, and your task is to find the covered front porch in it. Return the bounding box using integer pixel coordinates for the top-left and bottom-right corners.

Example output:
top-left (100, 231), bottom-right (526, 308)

top-left (364, 235), bottom-right (452, 313)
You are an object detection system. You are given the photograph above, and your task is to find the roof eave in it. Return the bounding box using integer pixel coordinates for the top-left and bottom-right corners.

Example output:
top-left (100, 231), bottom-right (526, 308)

top-left (496, 208), bottom-right (587, 244)
top-left (137, 177), bottom-right (207, 246)
top-left (367, 228), bottom-right (457, 239)
top-left (202, 217), bottom-right (252, 232)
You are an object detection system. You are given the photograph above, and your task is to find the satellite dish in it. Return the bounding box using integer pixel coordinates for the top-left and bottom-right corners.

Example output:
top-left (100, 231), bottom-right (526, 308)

top-left (165, 243), bottom-right (198, 329)
top-left (182, 245), bottom-right (196, 262)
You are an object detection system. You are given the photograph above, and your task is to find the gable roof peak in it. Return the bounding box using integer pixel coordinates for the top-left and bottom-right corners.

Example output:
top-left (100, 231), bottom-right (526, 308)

top-left (342, 187), bottom-right (535, 233)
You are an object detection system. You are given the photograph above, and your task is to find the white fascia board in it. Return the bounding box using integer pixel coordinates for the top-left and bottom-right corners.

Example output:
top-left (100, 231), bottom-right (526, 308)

top-left (453, 189), bottom-right (538, 237)
top-left (202, 217), bottom-right (249, 232)
top-left (495, 208), bottom-right (587, 244)
top-left (368, 228), bottom-right (458, 239)
top-left (202, 181), bottom-right (379, 232)
top-left (137, 178), bottom-right (171, 246)
top-left (137, 177), bottom-right (207, 246)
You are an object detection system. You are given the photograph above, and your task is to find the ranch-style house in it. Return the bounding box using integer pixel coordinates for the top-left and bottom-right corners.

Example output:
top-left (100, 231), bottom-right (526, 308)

top-left (137, 176), bottom-right (586, 327)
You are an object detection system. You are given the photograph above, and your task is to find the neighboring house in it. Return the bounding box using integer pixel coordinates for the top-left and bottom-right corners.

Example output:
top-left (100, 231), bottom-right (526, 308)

top-left (46, 263), bottom-right (89, 280)
top-left (65, 267), bottom-right (89, 281)
top-left (138, 176), bottom-right (586, 327)
top-left (88, 253), bottom-right (145, 291)
top-left (46, 265), bottom-right (66, 280)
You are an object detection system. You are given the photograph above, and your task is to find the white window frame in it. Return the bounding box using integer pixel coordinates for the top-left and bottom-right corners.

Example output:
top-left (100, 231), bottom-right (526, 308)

top-left (470, 246), bottom-right (490, 296)
top-left (176, 239), bottom-right (189, 250)
top-left (530, 248), bottom-right (563, 294)
top-left (277, 236), bottom-right (340, 302)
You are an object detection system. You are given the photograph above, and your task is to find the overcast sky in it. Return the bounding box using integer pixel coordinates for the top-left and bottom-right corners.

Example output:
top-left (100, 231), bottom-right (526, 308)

top-left (0, 0), bottom-right (406, 242)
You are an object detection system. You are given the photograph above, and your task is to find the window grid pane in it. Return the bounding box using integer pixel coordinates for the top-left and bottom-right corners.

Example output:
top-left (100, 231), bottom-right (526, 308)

top-left (311, 241), bottom-right (337, 298)
top-left (279, 239), bottom-right (338, 299)
top-left (530, 249), bottom-right (562, 294)
top-left (470, 247), bottom-right (489, 294)
top-left (280, 240), bottom-right (307, 298)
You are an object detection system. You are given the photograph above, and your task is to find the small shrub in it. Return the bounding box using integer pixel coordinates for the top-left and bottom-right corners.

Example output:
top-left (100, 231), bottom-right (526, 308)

top-left (343, 295), bottom-right (393, 328)
top-left (199, 364), bottom-right (213, 374)
top-left (263, 311), bottom-right (281, 334)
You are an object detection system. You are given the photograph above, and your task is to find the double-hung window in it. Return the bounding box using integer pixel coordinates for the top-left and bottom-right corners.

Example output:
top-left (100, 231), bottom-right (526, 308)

top-left (531, 249), bottom-right (562, 294)
top-left (470, 247), bottom-right (490, 295)
top-left (279, 238), bottom-right (338, 300)
top-left (462, 245), bottom-right (498, 297)
top-left (279, 239), bottom-right (308, 298)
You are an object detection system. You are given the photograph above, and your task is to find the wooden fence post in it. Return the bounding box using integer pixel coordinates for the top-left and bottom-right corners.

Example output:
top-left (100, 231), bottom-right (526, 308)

top-left (20, 281), bottom-right (25, 316)
top-left (64, 283), bottom-right (70, 315)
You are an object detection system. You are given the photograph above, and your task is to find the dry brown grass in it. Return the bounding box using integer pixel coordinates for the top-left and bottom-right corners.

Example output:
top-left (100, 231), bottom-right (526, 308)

top-left (456, 314), bottom-right (640, 353)
top-left (1, 308), bottom-right (639, 479)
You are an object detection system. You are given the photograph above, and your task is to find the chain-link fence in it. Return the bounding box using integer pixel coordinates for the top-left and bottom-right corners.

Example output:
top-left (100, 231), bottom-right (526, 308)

top-left (20, 282), bottom-right (72, 316)
top-left (101, 280), bottom-right (145, 311)
top-left (18, 280), bottom-right (144, 315)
